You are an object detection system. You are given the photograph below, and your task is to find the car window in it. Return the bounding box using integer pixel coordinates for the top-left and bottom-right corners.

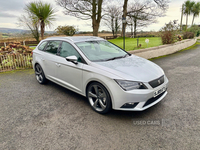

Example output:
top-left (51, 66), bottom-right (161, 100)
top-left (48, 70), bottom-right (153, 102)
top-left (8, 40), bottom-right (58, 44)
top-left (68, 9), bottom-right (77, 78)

top-left (38, 41), bottom-right (48, 51)
top-left (45, 41), bottom-right (61, 54)
top-left (60, 42), bottom-right (82, 62)
top-left (76, 41), bottom-right (128, 62)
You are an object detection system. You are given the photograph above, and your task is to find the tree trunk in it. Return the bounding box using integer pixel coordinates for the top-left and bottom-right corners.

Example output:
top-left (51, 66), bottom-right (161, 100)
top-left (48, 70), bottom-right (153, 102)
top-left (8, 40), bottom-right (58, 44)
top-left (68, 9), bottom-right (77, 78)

top-left (180, 4), bottom-right (184, 31)
top-left (111, 17), bottom-right (114, 36)
top-left (131, 23), bottom-right (133, 37)
top-left (186, 14), bottom-right (188, 31)
top-left (134, 18), bottom-right (137, 37)
top-left (41, 20), bottom-right (45, 39)
top-left (121, 0), bottom-right (128, 37)
top-left (92, 22), bottom-right (99, 36)
top-left (192, 15), bottom-right (195, 26)
top-left (92, 0), bottom-right (103, 36)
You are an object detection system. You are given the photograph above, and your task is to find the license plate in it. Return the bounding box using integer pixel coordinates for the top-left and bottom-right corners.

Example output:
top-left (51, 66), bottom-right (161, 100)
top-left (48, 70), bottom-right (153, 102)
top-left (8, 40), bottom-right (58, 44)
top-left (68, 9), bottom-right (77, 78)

top-left (154, 86), bottom-right (166, 97)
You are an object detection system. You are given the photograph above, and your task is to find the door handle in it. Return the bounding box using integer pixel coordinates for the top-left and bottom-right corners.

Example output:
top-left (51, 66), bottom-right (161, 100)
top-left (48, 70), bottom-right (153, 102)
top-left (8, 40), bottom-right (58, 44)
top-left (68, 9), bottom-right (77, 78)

top-left (41, 58), bottom-right (45, 61)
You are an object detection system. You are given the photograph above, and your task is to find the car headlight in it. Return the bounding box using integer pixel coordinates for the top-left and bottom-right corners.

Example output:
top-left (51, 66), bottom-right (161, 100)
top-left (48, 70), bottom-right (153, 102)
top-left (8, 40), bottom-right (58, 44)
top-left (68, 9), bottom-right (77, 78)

top-left (115, 80), bottom-right (147, 91)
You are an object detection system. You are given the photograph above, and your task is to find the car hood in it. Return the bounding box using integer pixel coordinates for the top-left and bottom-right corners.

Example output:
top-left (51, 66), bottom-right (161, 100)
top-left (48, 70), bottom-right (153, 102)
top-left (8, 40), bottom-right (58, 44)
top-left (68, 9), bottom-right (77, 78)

top-left (94, 55), bottom-right (164, 82)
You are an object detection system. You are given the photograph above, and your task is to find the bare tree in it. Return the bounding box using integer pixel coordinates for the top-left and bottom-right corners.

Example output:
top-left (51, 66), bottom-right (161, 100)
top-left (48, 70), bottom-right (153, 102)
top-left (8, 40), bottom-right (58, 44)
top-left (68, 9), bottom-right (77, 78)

top-left (18, 14), bottom-right (40, 43)
top-left (104, 6), bottom-right (122, 36)
top-left (56, 0), bottom-right (104, 36)
top-left (122, 0), bottom-right (169, 36)
top-left (122, 0), bottom-right (128, 37)
top-left (127, 0), bottom-right (165, 37)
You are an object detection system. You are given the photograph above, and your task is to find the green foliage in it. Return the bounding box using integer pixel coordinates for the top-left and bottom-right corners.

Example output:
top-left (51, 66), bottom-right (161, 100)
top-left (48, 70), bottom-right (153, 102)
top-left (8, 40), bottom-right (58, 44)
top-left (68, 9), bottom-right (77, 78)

top-left (183, 32), bottom-right (194, 39)
top-left (187, 25), bottom-right (200, 36)
top-left (0, 54), bottom-right (32, 69)
top-left (160, 20), bottom-right (179, 44)
top-left (55, 25), bottom-right (78, 36)
top-left (25, 1), bottom-right (56, 39)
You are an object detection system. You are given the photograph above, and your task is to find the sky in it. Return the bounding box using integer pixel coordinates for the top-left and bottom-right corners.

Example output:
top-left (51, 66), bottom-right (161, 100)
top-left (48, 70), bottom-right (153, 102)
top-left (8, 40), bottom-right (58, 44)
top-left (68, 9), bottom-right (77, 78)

top-left (0, 0), bottom-right (200, 32)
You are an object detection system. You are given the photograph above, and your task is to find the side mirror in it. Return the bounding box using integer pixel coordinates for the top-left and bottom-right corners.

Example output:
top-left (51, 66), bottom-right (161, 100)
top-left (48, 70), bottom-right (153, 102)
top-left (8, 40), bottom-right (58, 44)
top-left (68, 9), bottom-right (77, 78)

top-left (66, 55), bottom-right (78, 64)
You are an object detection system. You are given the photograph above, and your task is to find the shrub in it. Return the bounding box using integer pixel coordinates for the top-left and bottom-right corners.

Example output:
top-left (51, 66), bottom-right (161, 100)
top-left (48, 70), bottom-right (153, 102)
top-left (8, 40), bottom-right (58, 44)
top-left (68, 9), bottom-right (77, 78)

top-left (187, 25), bottom-right (200, 37)
top-left (160, 20), bottom-right (179, 44)
top-left (55, 25), bottom-right (78, 36)
top-left (183, 32), bottom-right (194, 39)
top-left (161, 31), bottom-right (175, 44)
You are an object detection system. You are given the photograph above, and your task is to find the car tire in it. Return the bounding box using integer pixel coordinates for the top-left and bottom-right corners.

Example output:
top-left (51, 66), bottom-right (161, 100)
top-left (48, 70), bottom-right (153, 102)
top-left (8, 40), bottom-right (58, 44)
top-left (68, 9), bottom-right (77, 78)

top-left (35, 64), bottom-right (47, 84)
top-left (87, 82), bottom-right (112, 114)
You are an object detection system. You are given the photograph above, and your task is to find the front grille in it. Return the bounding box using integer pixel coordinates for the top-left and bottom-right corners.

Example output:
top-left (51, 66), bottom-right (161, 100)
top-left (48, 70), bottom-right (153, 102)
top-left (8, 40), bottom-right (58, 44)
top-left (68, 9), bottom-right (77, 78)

top-left (149, 75), bottom-right (164, 88)
top-left (143, 91), bottom-right (166, 108)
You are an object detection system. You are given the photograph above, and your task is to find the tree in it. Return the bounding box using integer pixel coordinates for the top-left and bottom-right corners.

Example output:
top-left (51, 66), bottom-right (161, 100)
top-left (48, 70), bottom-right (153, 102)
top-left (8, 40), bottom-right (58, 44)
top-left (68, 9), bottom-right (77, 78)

top-left (104, 6), bottom-right (121, 36)
top-left (122, 0), bottom-right (169, 36)
top-left (56, 0), bottom-right (103, 36)
top-left (160, 20), bottom-right (179, 44)
top-left (122, 0), bottom-right (128, 37)
top-left (55, 25), bottom-right (78, 36)
top-left (191, 2), bottom-right (200, 26)
top-left (180, 4), bottom-right (184, 31)
top-left (183, 0), bottom-right (195, 31)
top-left (127, 0), bottom-right (164, 37)
top-left (25, 1), bottom-right (56, 39)
top-left (18, 14), bottom-right (40, 43)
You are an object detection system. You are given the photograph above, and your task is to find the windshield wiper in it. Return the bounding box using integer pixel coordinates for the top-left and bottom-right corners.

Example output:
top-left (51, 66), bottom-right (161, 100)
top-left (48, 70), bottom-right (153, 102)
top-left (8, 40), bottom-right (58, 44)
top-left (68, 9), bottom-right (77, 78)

top-left (106, 54), bottom-right (129, 61)
top-left (106, 56), bottom-right (124, 61)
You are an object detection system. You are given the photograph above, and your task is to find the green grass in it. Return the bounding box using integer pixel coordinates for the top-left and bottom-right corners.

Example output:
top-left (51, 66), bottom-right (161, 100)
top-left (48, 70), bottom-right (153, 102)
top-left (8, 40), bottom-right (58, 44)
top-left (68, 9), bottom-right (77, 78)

top-left (30, 47), bottom-right (36, 50)
top-left (109, 37), bottom-right (162, 51)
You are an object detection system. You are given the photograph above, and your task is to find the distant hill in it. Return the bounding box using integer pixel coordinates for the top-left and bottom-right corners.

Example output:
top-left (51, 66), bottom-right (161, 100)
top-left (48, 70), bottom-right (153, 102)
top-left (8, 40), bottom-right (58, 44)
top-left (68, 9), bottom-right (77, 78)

top-left (0, 28), bottom-right (55, 34)
top-left (0, 28), bottom-right (27, 34)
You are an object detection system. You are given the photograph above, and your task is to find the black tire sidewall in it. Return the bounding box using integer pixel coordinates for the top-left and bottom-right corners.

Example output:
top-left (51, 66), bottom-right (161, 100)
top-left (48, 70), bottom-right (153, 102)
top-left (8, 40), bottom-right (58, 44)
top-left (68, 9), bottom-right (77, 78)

top-left (35, 64), bottom-right (47, 84)
top-left (87, 82), bottom-right (112, 114)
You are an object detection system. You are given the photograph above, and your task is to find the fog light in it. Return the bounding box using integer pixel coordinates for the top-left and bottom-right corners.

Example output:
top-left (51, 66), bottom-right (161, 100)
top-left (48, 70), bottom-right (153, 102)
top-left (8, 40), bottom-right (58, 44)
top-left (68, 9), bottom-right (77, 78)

top-left (121, 102), bottom-right (139, 108)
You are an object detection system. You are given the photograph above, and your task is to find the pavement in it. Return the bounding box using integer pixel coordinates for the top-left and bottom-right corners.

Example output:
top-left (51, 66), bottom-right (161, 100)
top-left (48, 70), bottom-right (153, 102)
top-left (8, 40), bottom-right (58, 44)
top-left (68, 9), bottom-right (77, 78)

top-left (0, 43), bottom-right (200, 150)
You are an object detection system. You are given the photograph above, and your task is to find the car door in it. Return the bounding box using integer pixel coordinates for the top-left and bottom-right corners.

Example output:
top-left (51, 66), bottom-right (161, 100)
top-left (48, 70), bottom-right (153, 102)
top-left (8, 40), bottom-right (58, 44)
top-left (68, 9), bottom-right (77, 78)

top-left (42, 40), bottom-right (61, 81)
top-left (55, 41), bottom-right (84, 94)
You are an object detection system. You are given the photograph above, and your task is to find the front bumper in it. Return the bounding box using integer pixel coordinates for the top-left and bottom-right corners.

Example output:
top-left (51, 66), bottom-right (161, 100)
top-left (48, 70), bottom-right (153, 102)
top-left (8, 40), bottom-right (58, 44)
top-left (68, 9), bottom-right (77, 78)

top-left (111, 75), bottom-right (169, 111)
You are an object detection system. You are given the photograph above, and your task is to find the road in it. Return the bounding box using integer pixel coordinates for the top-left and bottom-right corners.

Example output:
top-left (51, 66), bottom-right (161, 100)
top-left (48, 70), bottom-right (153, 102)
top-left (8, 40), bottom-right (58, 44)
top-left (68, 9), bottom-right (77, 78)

top-left (0, 43), bottom-right (200, 150)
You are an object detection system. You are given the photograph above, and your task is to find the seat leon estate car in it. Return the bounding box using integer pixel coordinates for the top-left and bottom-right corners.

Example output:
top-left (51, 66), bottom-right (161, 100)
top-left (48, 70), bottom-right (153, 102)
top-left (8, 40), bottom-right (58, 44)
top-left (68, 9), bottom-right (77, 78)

top-left (32, 36), bottom-right (168, 114)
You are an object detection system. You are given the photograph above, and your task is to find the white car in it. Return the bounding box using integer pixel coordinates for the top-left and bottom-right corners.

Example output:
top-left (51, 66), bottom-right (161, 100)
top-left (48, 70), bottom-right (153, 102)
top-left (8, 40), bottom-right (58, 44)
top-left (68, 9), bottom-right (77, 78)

top-left (32, 36), bottom-right (168, 114)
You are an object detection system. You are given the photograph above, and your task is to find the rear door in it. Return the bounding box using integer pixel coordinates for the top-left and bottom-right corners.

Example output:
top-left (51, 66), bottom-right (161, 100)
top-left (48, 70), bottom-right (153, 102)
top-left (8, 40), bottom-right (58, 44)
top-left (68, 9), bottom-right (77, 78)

top-left (42, 40), bottom-right (61, 80)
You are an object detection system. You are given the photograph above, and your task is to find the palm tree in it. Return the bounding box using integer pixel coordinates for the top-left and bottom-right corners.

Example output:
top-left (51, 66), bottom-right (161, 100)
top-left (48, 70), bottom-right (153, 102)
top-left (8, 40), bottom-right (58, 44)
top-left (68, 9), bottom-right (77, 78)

top-left (180, 4), bottom-right (184, 31)
top-left (184, 0), bottom-right (195, 31)
top-left (25, 1), bottom-right (56, 39)
top-left (191, 2), bottom-right (200, 26)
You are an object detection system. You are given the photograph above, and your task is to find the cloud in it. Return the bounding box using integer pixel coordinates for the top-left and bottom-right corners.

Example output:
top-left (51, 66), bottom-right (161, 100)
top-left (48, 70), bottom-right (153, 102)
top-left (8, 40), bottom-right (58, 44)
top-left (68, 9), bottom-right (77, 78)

top-left (0, 12), bottom-right (17, 18)
top-left (0, 0), bottom-right (25, 11)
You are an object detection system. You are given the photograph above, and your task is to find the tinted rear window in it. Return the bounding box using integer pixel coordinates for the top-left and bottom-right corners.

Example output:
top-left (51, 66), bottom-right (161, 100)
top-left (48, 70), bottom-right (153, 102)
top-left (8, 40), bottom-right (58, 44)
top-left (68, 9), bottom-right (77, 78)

top-left (38, 41), bottom-right (48, 50)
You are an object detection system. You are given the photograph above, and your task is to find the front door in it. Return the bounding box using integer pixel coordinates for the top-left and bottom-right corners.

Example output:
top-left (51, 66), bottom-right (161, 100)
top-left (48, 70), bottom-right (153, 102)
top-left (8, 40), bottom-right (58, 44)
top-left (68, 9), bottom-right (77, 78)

top-left (55, 41), bottom-right (84, 94)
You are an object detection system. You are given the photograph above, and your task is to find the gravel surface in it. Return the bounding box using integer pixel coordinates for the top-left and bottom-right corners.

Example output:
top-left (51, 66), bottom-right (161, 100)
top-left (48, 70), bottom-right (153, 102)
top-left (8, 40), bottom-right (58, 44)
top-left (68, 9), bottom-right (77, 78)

top-left (0, 44), bottom-right (200, 150)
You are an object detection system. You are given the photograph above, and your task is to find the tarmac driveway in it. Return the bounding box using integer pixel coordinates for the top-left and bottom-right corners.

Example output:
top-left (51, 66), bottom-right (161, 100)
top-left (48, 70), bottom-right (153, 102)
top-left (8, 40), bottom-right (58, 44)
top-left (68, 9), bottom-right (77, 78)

top-left (0, 44), bottom-right (200, 150)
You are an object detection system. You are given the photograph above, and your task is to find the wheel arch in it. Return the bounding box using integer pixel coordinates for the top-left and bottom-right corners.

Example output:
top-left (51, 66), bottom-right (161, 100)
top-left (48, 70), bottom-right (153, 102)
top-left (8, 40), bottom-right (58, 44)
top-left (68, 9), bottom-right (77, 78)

top-left (85, 80), bottom-right (114, 109)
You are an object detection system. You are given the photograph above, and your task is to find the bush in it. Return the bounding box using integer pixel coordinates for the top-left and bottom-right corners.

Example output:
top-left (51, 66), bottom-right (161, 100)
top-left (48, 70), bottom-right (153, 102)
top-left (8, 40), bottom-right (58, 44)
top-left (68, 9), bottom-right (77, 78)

top-left (160, 20), bottom-right (179, 44)
top-left (161, 31), bottom-right (175, 44)
top-left (55, 25), bottom-right (78, 36)
top-left (183, 32), bottom-right (194, 39)
top-left (187, 25), bottom-right (200, 37)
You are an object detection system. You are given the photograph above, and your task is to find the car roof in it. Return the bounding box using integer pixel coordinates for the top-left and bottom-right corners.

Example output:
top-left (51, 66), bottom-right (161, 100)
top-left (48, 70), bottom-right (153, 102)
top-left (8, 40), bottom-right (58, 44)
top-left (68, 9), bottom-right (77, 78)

top-left (45, 36), bottom-right (105, 43)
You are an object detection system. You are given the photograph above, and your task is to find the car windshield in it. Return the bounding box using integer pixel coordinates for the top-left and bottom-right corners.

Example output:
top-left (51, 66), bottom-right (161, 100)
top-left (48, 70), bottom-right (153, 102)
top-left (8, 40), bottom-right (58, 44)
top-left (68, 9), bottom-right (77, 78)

top-left (76, 40), bottom-right (128, 62)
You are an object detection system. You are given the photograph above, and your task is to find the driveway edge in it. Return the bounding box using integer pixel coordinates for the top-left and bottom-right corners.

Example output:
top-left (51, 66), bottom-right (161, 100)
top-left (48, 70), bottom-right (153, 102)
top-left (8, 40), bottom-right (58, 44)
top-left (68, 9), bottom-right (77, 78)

top-left (129, 38), bottom-right (197, 59)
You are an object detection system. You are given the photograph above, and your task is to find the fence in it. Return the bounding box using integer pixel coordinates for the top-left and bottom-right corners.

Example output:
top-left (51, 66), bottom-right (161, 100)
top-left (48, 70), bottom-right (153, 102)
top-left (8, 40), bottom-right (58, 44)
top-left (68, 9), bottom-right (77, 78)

top-left (0, 54), bottom-right (33, 73)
